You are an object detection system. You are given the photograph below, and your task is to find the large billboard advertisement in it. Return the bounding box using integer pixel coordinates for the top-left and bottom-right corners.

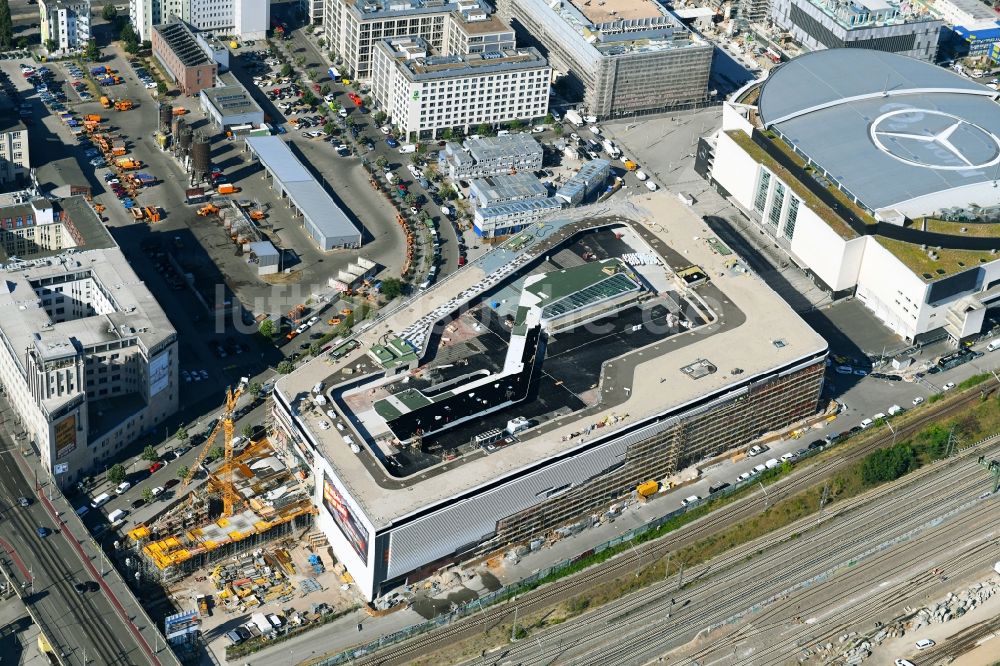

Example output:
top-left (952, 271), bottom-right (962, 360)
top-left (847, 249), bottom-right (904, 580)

top-left (322, 476), bottom-right (369, 561)
top-left (54, 414), bottom-right (77, 459)
top-left (149, 351), bottom-right (170, 397)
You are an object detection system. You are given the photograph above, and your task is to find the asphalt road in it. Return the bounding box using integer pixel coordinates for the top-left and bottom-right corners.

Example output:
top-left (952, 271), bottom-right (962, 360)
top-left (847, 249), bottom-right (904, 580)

top-left (0, 448), bottom-right (146, 666)
top-left (449, 439), bottom-right (1000, 666)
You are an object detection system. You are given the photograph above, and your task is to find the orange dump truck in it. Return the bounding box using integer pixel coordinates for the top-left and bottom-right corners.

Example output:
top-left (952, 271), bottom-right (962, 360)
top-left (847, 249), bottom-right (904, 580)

top-left (84, 114), bottom-right (102, 123)
top-left (116, 158), bottom-right (141, 170)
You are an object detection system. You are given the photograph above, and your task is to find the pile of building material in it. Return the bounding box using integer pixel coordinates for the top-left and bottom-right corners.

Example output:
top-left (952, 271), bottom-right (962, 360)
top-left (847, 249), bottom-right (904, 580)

top-left (212, 548), bottom-right (296, 611)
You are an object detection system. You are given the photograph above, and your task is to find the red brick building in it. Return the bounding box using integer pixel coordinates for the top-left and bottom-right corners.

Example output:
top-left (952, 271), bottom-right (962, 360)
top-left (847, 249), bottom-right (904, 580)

top-left (152, 20), bottom-right (217, 95)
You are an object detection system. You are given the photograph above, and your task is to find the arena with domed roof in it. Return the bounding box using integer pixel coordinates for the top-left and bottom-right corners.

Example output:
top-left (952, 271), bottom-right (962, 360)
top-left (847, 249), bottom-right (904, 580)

top-left (703, 48), bottom-right (1000, 343)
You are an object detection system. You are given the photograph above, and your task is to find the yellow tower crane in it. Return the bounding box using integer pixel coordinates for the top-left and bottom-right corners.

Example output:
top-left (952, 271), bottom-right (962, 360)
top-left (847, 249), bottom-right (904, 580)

top-left (182, 376), bottom-right (249, 517)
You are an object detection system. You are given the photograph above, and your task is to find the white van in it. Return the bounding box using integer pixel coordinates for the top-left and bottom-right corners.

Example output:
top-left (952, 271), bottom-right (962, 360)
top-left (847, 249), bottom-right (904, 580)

top-left (115, 481), bottom-right (131, 495)
top-left (681, 495), bottom-right (700, 507)
top-left (860, 418), bottom-right (874, 429)
top-left (398, 144), bottom-right (417, 154)
top-left (764, 458), bottom-right (780, 469)
top-left (107, 508), bottom-right (127, 523)
top-left (645, 181), bottom-right (658, 192)
top-left (887, 404), bottom-right (903, 416)
top-left (91, 493), bottom-right (112, 509)
top-left (988, 340), bottom-right (1000, 352)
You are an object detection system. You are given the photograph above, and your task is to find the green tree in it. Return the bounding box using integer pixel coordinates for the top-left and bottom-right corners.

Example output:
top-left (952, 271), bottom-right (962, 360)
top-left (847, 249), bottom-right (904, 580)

top-left (508, 119), bottom-right (524, 132)
top-left (102, 3), bottom-right (118, 21)
top-left (323, 121), bottom-right (335, 135)
top-left (375, 156), bottom-right (388, 171)
top-left (119, 23), bottom-right (138, 53)
top-left (543, 113), bottom-right (555, 125)
top-left (309, 341), bottom-right (323, 356)
top-left (44, 39), bottom-right (57, 53)
top-left (176, 465), bottom-right (190, 480)
top-left (15, 36), bottom-right (26, 49)
top-left (280, 63), bottom-right (293, 77)
top-left (208, 445), bottom-right (224, 461)
top-left (108, 464), bottom-right (127, 485)
top-left (404, 192), bottom-right (418, 206)
top-left (552, 123), bottom-right (564, 137)
top-left (276, 360), bottom-right (294, 374)
top-left (241, 423), bottom-right (255, 440)
top-left (142, 487), bottom-right (154, 503)
top-left (308, 68), bottom-right (318, 81)
top-left (248, 382), bottom-right (263, 399)
top-left (317, 37), bottom-right (326, 48)
top-left (372, 110), bottom-right (387, 125)
top-left (141, 445), bottom-right (159, 462)
top-left (476, 123), bottom-right (492, 137)
top-left (860, 443), bottom-right (915, 487)
top-left (320, 83), bottom-right (330, 95)
top-left (409, 153), bottom-right (422, 165)
top-left (156, 80), bottom-right (168, 95)
top-left (380, 277), bottom-right (403, 299)
top-left (0, 0), bottom-right (12, 51)
top-left (258, 318), bottom-right (276, 339)
top-left (84, 39), bottom-right (100, 61)
top-left (175, 425), bottom-right (189, 443)
top-left (302, 90), bottom-right (318, 107)
top-left (141, 40), bottom-right (151, 52)
top-left (440, 184), bottom-right (458, 201)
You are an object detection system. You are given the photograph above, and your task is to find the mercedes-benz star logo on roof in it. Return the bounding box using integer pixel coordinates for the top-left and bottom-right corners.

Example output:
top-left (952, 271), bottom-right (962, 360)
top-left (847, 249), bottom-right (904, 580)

top-left (869, 109), bottom-right (1000, 171)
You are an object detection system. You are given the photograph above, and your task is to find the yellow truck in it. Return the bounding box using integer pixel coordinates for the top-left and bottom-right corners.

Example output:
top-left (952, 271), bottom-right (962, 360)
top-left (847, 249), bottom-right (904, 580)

top-left (100, 96), bottom-right (112, 109)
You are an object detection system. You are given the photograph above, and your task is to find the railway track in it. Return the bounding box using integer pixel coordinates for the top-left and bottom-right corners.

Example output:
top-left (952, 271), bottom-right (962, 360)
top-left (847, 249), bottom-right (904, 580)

top-left (477, 444), bottom-right (1000, 666)
top-left (2, 458), bottom-right (133, 665)
top-left (327, 384), bottom-right (997, 666)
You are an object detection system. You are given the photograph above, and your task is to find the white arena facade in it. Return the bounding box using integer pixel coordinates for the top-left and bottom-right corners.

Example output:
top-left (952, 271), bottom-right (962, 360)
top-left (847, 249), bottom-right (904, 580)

top-left (702, 48), bottom-right (1000, 343)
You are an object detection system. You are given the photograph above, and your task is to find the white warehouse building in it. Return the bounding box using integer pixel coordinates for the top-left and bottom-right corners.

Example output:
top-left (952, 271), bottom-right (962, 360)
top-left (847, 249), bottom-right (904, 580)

top-left (702, 49), bottom-right (1000, 344)
top-left (371, 36), bottom-right (550, 140)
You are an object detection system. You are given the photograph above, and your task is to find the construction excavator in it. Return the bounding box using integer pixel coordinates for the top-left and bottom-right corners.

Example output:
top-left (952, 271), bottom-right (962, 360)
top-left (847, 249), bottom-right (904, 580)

top-left (181, 376), bottom-right (249, 517)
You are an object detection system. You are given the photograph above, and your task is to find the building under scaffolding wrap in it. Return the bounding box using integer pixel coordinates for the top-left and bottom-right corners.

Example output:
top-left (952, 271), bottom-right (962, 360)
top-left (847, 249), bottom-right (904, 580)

top-left (129, 439), bottom-right (316, 582)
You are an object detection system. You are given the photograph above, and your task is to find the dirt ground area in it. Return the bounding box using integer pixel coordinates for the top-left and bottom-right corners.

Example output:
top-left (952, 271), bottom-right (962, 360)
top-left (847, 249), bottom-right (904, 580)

top-left (167, 536), bottom-right (364, 638)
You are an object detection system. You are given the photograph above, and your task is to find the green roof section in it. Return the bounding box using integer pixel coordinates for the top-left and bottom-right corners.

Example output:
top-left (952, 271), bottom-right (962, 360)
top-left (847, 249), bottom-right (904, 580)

top-left (525, 258), bottom-right (629, 303)
top-left (369, 336), bottom-right (418, 369)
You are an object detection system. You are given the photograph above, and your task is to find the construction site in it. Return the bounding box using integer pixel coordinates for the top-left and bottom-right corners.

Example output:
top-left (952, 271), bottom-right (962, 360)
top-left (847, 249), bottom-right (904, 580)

top-left (128, 380), bottom-right (317, 584)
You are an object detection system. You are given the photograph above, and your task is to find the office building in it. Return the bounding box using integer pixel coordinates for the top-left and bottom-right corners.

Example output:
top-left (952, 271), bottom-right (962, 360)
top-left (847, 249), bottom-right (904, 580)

top-left (769, 0), bottom-right (942, 61)
top-left (702, 49), bottom-right (1000, 343)
top-left (130, 0), bottom-right (268, 44)
top-left (445, 4), bottom-right (515, 54)
top-left (473, 196), bottom-right (561, 236)
top-left (442, 134), bottom-right (543, 179)
top-left (152, 20), bottom-right (219, 95)
top-left (371, 36), bottom-right (549, 140)
top-left (0, 194), bottom-right (178, 487)
top-left (39, 0), bottom-right (91, 54)
top-left (271, 195), bottom-right (827, 600)
top-left (500, 0), bottom-right (713, 118)
top-left (0, 113), bottom-right (29, 189)
top-left (324, 0), bottom-right (510, 79)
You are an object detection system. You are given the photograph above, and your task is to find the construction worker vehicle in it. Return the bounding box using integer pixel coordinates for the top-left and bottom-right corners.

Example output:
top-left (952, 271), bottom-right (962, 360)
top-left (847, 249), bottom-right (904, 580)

top-left (84, 114), bottom-right (102, 123)
top-left (623, 159), bottom-right (638, 172)
top-left (116, 158), bottom-right (141, 170)
top-left (100, 96), bottom-right (112, 109)
top-left (114, 99), bottom-right (134, 111)
top-left (197, 204), bottom-right (220, 217)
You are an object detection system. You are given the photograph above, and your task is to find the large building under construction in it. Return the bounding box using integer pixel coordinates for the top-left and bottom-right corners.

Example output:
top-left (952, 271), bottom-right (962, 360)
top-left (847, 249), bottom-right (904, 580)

top-left (271, 192), bottom-right (828, 601)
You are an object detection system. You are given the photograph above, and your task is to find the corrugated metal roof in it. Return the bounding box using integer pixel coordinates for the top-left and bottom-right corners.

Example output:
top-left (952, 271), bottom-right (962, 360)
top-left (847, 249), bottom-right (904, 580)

top-left (246, 136), bottom-right (361, 244)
